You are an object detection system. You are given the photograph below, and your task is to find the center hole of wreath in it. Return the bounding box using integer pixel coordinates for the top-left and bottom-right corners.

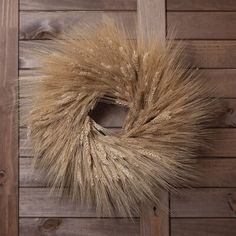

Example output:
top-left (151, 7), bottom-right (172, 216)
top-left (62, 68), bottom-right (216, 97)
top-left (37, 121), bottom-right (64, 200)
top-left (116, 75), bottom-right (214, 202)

top-left (89, 101), bottom-right (128, 129)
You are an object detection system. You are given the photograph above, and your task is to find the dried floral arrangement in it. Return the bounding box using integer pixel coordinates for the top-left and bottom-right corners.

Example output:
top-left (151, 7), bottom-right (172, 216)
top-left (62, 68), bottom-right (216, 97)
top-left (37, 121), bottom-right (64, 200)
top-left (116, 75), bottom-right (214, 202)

top-left (28, 21), bottom-right (216, 217)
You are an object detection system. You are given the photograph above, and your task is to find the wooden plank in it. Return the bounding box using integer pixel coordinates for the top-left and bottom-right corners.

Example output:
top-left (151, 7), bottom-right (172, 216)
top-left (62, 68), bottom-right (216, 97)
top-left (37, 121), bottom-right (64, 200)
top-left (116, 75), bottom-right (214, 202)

top-left (19, 157), bottom-right (236, 188)
top-left (18, 69), bottom-right (236, 99)
top-left (171, 188), bottom-right (236, 217)
top-left (19, 40), bottom-right (236, 69)
top-left (20, 0), bottom-right (137, 11)
top-left (171, 219), bottom-right (236, 236)
top-left (20, 218), bottom-right (139, 236)
top-left (18, 128), bottom-right (236, 158)
top-left (197, 158), bottom-right (236, 187)
top-left (19, 96), bottom-right (236, 128)
top-left (167, 12), bottom-right (236, 39)
top-left (207, 129), bottom-right (236, 157)
top-left (20, 187), bottom-right (236, 218)
top-left (20, 11), bottom-right (236, 40)
top-left (137, 0), bottom-right (168, 235)
top-left (0, 0), bottom-right (18, 236)
top-left (200, 69), bottom-right (236, 98)
top-left (140, 196), bottom-right (169, 236)
top-left (167, 0), bottom-right (236, 11)
top-left (19, 188), bottom-right (138, 217)
top-left (183, 40), bottom-right (236, 69)
top-left (20, 11), bottom-right (136, 40)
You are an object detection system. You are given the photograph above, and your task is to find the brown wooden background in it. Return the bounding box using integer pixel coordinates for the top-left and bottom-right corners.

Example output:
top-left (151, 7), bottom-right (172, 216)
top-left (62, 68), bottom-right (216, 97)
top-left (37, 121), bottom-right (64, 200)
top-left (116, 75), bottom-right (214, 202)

top-left (1, 0), bottom-right (236, 235)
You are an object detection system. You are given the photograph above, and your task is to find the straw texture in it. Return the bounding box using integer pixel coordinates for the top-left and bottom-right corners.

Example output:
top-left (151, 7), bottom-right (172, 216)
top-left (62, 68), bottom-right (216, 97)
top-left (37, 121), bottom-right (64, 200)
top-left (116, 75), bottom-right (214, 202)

top-left (28, 22), bottom-right (216, 217)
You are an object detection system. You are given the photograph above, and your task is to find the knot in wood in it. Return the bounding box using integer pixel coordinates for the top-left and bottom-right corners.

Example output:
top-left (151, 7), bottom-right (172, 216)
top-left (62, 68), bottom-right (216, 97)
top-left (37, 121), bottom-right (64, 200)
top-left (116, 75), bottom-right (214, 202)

top-left (0, 170), bottom-right (7, 185)
top-left (39, 218), bottom-right (62, 232)
top-left (228, 193), bottom-right (236, 215)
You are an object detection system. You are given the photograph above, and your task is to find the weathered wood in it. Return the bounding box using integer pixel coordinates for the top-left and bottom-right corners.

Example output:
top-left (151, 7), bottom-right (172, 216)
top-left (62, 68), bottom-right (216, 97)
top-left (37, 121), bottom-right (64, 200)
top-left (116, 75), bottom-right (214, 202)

top-left (20, 0), bottom-right (137, 11)
top-left (167, 12), bottom-right (236, 39)
top-left (18, 69), bottom-right (236, 98)
top-left (167, 0), bottom-right (236, 11)
top-left (200, 69), bottom-right (236, 98)
top-left (20, 218), bottom-right (139, 236)
top-left (19, 128), bottom-right (236, 158)
top-left (197, 158), bottom-right (236, 187)
top-left (206, 129), bottom-right (236, 157)
top-left (182, 40), bottom-right (236, 69)
top-left (171, 219), bottom-right (236, 236)
top-left (19, 157), bottom-right (236, 188)
top-left (171, 188), bottom-right (236, 217)
top-left (19, 188), bottom-right (138, 217)
top-left (20, 11), bottom-right (136, 40)
top-left (137, 0), bottom-right (168, 235)
top-left (20, 187), bottom-right (236, 218)
top-left (19, 96), bottom-right (236, 128)
top-left (20, 11), bottom-right (236, 40)
top-left (19, 40), bottom-right (236, 69)
top-left (140, 195), bottom-right (169, 236)
top-left (0, 0), bottom-right (18, 235)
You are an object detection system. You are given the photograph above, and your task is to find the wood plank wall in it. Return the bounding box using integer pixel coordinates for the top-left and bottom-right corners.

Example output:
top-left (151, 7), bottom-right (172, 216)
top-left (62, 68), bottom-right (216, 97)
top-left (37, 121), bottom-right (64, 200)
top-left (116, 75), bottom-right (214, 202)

top-left (19, 0), bottom-right (236, 235)
top-left (0, 0), bottom-right (18, 235)
top-left (167, 1), bottom-right (236, 236)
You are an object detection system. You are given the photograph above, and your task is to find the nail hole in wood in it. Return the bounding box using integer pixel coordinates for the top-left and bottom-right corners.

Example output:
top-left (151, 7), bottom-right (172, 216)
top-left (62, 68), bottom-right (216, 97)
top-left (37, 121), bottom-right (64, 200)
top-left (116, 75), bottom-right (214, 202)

top-left (153, 206), bottom-right (158, 216)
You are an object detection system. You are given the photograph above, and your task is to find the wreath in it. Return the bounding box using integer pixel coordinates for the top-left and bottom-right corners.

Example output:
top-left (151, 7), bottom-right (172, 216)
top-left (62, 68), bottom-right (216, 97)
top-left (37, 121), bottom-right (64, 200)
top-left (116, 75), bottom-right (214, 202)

top-left (28, 22), bottom-right (216, 216)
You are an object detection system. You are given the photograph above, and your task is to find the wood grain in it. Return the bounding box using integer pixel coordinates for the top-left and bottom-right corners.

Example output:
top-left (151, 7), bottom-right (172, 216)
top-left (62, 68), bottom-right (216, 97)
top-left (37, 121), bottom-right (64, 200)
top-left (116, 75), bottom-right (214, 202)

top-left (19, 40), bottom-right (236, 69)
top-left (18, 128), bottom-right (236, 158)
top-left (20, 11), bottom-right (136, 40)
top-left (137, 0), bottom-right (168, 235)
top-left (19, 188), bottom-right (138, 217)
top-left (171, 188), bottom-right (236, 217)
top-left (167, 0), bottom-right (236, 11)
top-left (171, 219), bottom-right (236, 236)
top-left (0, 0), bottom-right (18, 235)
top-left (167, 12), bottom-right (236, 39)
top-left (20, 11), bottom-right (236, 40)
top-left (20, 218), bottom-right (139, 236)
top-left (200, 69), bottom-right (236, 98)
top-left (19, 97), bottom-right (236, 128)
top-left (20, 187), bottom-right (236, 218)
top-left (19, 157), bottom-right (236, 188)
top-left (140, 198), bottom-right (169, 236)
top-left (20, 0), bottom-right (137, 11)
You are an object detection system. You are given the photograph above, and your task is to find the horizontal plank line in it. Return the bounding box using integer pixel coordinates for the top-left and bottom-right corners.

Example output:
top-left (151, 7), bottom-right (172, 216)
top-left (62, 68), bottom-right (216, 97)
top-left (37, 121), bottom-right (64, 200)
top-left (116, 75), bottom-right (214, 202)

top-left (167, 10), bottom-right (236, 13)
top-left (20, 9), bottom-right (137, 12)
top-left (171, 217), bottom-right (236, 219)
top-left (19, 216), bottom-right (139, 219)
top-left (170, 38), bottom-right (236, 41)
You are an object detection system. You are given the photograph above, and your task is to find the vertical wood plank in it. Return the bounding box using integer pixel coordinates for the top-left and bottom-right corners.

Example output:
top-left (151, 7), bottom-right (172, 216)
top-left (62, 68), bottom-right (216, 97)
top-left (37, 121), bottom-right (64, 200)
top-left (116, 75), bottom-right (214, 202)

top-left (140, 192), bottom-right (169, 236)
top-left (137, 0), bottom-right (169, 235)
top-left (0, 0), bottom-right (18, 235)
top-left (137, 0), bottom-right (166, 45)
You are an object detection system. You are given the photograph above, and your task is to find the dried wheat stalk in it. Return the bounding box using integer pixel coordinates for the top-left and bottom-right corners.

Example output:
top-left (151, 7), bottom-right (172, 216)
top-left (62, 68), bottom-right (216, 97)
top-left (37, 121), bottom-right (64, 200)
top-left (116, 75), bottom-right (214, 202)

top-left (27, 21), bottom-right (217, 217)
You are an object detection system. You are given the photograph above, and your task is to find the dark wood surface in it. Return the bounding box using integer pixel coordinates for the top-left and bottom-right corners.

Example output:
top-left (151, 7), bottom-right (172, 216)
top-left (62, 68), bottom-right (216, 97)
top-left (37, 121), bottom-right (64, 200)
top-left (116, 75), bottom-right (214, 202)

top-left (19, 157), bottom-right (236, 188)
top-left (167, 0), bottom-right (236, 11)
top-left (137, 0), bottom-right (168, 235)
top-left (20, 218), bottom-right (140, 236)
top-left (0, 0), bottom-right (18, 236)
top-left (171, 219), bottom-right (236, 236)
top-left (20, 0), bottom-right (137, 11)
top-left (18, 0), bottom-right (236, 235)
top-left (171, 188), bottom-right (236, 217)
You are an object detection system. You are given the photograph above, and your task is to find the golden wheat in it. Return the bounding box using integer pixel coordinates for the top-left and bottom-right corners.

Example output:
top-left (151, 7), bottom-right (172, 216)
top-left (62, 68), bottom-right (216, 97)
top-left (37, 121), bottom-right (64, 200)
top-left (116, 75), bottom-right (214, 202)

top-left (27, 21), bottom-right (216, 217)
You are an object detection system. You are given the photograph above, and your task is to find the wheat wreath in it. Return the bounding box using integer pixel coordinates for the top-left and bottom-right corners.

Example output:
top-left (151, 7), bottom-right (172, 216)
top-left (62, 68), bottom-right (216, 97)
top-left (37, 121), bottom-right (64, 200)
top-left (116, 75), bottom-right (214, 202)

top-left (27, 22), bottom-right (216, 217)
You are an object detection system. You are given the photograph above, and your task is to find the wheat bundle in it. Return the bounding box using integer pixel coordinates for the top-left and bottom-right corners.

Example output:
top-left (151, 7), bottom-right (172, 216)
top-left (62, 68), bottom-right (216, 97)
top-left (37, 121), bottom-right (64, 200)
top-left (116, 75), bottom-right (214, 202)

top-left (28, 22), bottom-right (216, 217)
